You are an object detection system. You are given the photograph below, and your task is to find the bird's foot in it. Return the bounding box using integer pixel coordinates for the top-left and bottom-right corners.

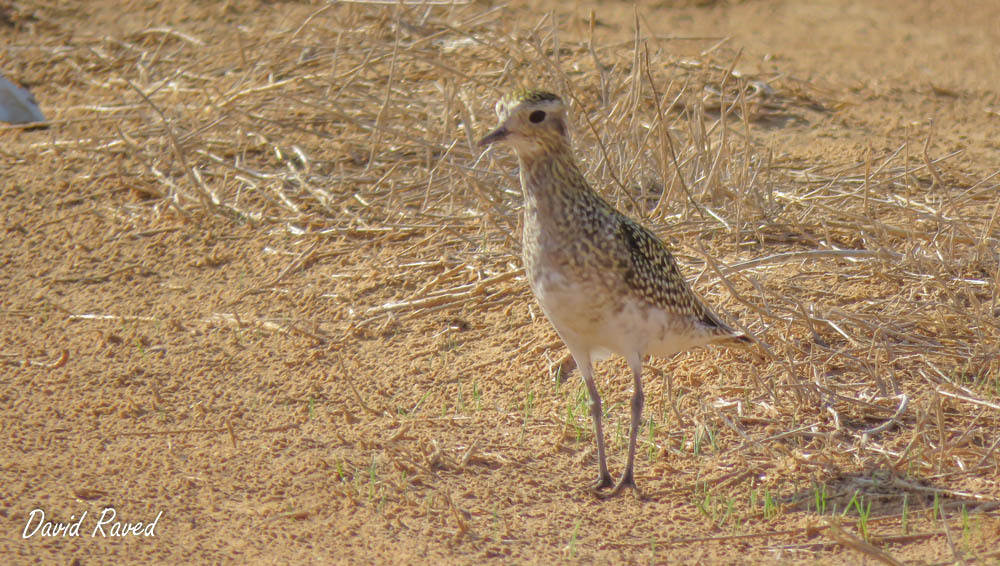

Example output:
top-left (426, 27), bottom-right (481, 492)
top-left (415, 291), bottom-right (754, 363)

top-left (609, 472), bottom-right (643, 499)
top-left (588, 472), bottom-right (614, 493)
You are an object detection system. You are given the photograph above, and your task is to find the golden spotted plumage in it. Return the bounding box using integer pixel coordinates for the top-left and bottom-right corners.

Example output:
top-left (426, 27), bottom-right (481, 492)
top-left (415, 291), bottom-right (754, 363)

top-left (478, 89), bottom-right (751, 496)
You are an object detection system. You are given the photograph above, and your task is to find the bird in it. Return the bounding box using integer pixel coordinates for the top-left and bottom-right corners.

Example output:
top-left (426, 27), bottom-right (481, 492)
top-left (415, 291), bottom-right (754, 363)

top-left (478, 89), bottom-right (752, 496)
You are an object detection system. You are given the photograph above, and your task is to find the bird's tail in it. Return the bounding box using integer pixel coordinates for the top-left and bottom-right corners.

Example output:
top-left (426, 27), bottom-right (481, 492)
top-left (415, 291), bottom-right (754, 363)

top-left (716, 332), bottom-right (754, 349)
top-left (700, 312), bottom-right (753, 347)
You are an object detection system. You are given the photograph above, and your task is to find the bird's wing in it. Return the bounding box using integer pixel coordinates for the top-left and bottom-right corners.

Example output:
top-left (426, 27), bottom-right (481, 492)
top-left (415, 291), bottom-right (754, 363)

top-left (617, 217), bottom-right (741, 336)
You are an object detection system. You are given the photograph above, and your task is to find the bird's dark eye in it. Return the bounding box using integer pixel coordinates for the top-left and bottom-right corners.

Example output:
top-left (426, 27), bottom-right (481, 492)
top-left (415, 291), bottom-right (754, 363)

top-left (529, 110), bottom-right (546, 123)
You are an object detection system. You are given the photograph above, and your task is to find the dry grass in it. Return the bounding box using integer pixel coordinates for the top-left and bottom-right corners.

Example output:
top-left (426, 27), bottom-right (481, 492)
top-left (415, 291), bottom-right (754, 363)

top-left (4, 1), bottom-right (999, 563)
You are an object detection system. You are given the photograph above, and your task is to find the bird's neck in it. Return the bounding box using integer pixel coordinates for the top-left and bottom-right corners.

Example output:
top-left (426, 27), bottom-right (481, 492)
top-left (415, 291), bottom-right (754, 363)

top-left (517, 148), bottom-right (597, 219)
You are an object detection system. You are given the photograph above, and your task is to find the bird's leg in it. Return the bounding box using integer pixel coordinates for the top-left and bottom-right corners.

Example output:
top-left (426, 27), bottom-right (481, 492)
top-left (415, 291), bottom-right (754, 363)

top-left (612, 355), bottom-right (645, 496)
top-left (578, 356), bottom-right (613, 490)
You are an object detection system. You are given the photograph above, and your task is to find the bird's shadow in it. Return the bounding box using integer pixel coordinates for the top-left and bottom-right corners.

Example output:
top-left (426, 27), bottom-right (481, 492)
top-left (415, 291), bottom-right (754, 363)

top-left (779, 468), bottom-right (998, 525)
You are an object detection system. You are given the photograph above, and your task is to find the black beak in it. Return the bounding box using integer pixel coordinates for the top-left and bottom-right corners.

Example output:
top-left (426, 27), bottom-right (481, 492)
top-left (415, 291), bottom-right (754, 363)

top-left (478, 126), bottom-right (508, 147)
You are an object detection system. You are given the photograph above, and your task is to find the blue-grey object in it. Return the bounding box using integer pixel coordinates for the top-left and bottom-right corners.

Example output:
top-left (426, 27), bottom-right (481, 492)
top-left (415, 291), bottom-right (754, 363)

top-left (0, 73), bottom-right (46, 124)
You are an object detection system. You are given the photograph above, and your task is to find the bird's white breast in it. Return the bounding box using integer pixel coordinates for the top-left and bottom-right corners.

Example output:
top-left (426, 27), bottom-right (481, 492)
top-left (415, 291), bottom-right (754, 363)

top-left (529, 267), bottom-right (711, 364)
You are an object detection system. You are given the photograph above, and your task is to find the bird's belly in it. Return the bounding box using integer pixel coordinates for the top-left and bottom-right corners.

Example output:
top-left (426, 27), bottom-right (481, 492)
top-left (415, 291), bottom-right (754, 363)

top-left (530, 270), bottom-right (706, 361)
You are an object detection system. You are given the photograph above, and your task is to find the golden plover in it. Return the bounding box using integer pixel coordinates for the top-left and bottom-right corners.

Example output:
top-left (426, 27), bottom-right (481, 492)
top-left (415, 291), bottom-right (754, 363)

top-left (479, 89), bottom-right (751, 496)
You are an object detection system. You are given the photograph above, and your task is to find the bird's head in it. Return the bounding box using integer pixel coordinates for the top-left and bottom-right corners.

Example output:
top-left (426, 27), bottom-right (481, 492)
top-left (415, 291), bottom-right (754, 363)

top-left (478, 89), bottom-right (569, 157)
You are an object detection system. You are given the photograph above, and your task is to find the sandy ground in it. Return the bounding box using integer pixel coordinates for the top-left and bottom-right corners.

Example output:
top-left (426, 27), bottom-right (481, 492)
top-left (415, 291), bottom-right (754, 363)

top-left (2, 0), bottom-right (999, 563)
